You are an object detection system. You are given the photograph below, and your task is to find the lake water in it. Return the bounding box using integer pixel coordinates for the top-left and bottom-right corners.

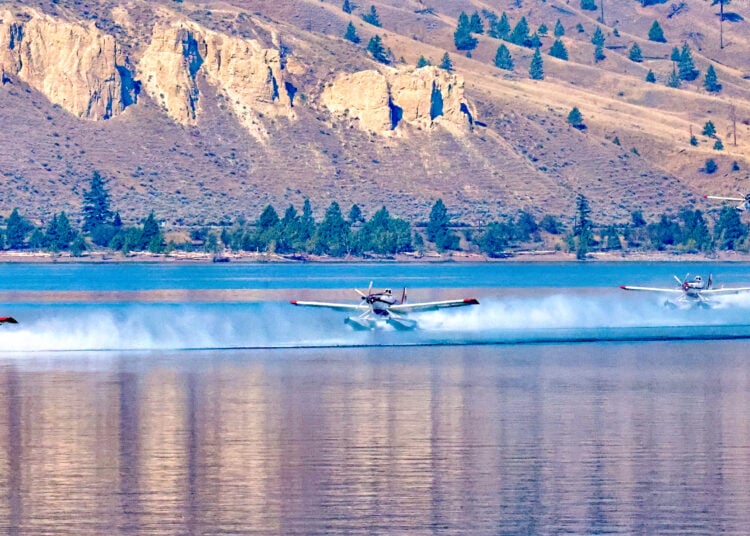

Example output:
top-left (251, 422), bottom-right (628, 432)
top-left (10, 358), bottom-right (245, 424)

top-left (1, 262), bottom-right (750, 534)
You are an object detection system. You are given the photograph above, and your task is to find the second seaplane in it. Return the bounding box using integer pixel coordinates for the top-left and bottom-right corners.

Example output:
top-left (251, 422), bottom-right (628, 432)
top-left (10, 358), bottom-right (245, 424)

top-left (620, 274), bottom-right (750, 309)
top-left (0, 316), bottom-right (18, 325)
top-left (291, 282), bottom-right (479, 330)
top-left (703, 193), bottom-right (750, 211)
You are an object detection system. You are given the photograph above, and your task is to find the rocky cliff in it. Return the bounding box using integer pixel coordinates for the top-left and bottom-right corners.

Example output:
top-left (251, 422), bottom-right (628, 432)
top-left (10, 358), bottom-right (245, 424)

top-left (0, 9), bottom-right (127, 120)
top-left (139, 21), bottom-right (293, 140)
top-left (320, 66), bottom-right (472, 134)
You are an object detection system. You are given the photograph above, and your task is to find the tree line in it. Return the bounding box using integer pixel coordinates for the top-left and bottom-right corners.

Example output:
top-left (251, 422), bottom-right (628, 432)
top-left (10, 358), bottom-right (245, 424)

top-left (1, 174), bottom-right (749, 259)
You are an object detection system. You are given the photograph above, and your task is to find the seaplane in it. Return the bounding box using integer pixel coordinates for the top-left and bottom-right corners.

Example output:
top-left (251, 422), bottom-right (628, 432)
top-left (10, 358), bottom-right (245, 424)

top-left (704, 193), bottom-right (750, 211)
top-left (290, 282), bottom-right (479, 330)
top-left (620, 274), bottom-right (750, 309)
top-left (0, 316), bottom-right (18, 325)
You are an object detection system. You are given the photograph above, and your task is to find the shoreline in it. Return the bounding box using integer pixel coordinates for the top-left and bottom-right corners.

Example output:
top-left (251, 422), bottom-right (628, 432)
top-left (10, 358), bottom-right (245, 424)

top-left (1, 249), bottom-right (750, 264)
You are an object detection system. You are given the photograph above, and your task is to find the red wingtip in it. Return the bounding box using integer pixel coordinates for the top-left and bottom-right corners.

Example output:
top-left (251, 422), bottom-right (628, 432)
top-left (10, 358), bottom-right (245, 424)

top-left (620, 286), bottom-right (627, 289)
top-left (464, 298), bottom-right (480, 305)
top-left (290, 300), bottom-right (297, 305)
top-left (702, 195), bottom-right (708, 198)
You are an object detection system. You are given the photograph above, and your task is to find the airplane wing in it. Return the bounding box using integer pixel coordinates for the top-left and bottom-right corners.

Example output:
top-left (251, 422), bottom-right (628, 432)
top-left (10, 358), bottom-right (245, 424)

top-left (390, 298), bottom-right (479, 314)
top-left (704, 195), bottom-right (745, 202)
top-left (290, 300), bottom-right (363, 311)
top-left (701, 287), bottom-right (750, 295)
top-left (0, 317), bottom-right (18, 324)
top-left (619, 286), bottom-right (682, 294)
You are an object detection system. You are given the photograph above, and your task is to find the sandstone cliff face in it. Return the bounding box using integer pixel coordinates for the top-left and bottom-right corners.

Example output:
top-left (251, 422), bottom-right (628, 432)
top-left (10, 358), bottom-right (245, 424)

top-left (139, 21), bottom-right (293, 140)
top-left (320, 66), bottom-right (472, 135)
top-left (0, 9), bottom-right (126, 120)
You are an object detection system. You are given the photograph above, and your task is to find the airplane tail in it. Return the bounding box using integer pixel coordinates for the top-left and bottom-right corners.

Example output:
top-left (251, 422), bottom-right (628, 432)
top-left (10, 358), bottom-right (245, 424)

top-left (400, 288), bottom-right (407, 305)
top-left (707, 274), bottom-right (713, 290)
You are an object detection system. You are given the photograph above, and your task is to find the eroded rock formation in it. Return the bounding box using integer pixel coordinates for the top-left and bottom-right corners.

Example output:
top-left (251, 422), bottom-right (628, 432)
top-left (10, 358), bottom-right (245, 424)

top-left (0, 9), bottom-right (128, 120)
top-left (320, 66), bottom-right (472, 134)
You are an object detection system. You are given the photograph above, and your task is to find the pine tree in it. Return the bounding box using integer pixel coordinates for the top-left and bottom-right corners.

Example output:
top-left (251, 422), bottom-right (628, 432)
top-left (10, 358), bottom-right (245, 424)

top-left (714, 138), bottom-right (724, 150)
top-left (581, 0), bottom-right (597, 10)
top-left (591, 27), bottom-right (605, 47)
top-left (367, 35), bottom-right (389, 63)
top-left (574, 193), bottom-right (593, 259)
top-left (648, 20), bottom-right (666, 42)
top-left (416, 55), bottom-right (430, 68)
top-left (704, 64), bottom-right (722, 92)
top-left (567, 107), bottom-right (585, 129)
top-left (670, 46), bottom-right (681, 63)
top-left (628, 42), bottom-right (643, 62)
top-left (489, 12), bottom-right (510, 39)
top-left (427, 199), bottom-right (459, 251)
top-left (594, 44), bottom-right (605, 62)
top-left (82, 171), bottom-right (113, 233)
top-left (678, 43), bottom-right (698, 81)
top-left (469, 11), bottom-right (484, 34)
top-left (439, 52), bottom-right (453, 71)
top-left (361, 5), bottom-right (381, 27)
top-left (5, 208), bottom-right (33, 250)
top-left (554, 19), bottom-right (565, 37)
top-left (549, 39), bottom-right (568, 60)
top-left (538, 23), bottom-right (548, 36)
top-left (494, 44), bottom-right (514, 70)
top-left (529, 47), bottom-right (544, 80)
top-left (509, 16), bottom-right (530, 46)
top-left (342, 0), bottom-right (352, 14)
top-left (455, 12), bottom-right (478, 50)
top-left (645, 69), bottom-right (656, 83)
top-left (702, 120), bottom-right (716, 137)
top-left (712, 0), bottom-right (732, 49)
top-left (667, 68), bottom-right (680, 88)
top-left (344, 21), bottom-right (360, 44)
top-left (314, 201), bottom-right (351, 256)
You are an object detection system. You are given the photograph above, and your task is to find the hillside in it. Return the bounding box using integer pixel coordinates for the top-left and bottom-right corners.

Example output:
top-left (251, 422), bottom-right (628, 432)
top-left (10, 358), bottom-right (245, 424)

top-left (0, 0), bottom-right (749, 229)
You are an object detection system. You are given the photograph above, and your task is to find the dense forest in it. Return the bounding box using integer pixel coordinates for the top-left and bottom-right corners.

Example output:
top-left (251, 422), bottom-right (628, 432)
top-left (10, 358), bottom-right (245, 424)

top-left (1, 173), bottom-right (748, 260)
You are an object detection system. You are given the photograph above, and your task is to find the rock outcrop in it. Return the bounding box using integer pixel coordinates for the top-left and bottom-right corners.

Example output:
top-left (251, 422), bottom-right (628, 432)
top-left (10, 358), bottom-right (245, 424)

top-left (0, 9), bottom-right (127, 120)
top-left (320, 66), bottom-right (472, 135)
top-left (139, 21), bottom-right (293, 140)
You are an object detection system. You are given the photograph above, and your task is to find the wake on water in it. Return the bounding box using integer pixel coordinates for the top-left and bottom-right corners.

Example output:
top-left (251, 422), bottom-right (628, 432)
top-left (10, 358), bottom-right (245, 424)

top-left (4, 293), bottom-right (750, 353)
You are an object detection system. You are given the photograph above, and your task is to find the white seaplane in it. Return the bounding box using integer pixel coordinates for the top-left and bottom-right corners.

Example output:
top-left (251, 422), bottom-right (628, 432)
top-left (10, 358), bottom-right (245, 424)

top-left (290, 282), bottom-right (479, 330)
top-left (0, 316), bottom-right (18, 325)
top-left (620, 274), bottom-right (750, 309)
top-left (704, 193), bottom-right (750, 211)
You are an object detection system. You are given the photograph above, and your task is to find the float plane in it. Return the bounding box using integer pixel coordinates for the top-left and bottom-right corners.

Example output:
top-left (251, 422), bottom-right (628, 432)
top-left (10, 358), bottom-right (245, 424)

top-left (620, 274), bottom-right (750, 309)
top-left (0, 316), bottom-right (18, 325)
top-left (703, 193), bottom-right (750, 211)
top-left (291, 282), bottom-right (479, 330)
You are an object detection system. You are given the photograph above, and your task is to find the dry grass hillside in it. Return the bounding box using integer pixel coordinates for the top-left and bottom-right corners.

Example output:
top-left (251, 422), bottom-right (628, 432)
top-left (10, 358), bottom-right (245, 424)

top-left (1, 0), bottom-right (749, 230)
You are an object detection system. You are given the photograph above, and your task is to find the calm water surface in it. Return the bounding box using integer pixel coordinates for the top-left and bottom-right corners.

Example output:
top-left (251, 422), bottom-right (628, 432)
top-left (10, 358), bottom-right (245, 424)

top-left (1, 263), bottom-right (750, 534)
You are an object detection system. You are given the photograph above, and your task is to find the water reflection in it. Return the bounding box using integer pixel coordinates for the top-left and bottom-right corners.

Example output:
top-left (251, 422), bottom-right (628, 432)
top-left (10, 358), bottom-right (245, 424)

top-left (0, 342), bottom-right (749, 534)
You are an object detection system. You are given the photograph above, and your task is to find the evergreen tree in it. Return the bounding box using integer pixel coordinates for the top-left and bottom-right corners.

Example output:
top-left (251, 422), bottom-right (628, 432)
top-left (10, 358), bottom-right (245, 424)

top-left (628, 42), bottom-right (643, 62)
top-left (604, 226), bottom-right (622, 250)
top-left (538, 23), bottom-right (548, 36)
top-left (529, 47), bottom-right (544, 80)
top-left (648, 20), bottom-right (666, 42)
top-left (299, 199), bottom-right (316, 245)
top-left (645, 69), bottom-right (656, 83)
top-left (439, 52), bottom-right (453, 71)
top-left (355, 206), bottom-right (412, 255)
top-left (581, 0), bottom-right (597, 10)
top-left (5, 208), bottom-right (32, 249)
top-left (567, 107), bottom-right (585, 129)
top-left (714, 139), bottom-right (724, 150)
top-left (455, 12), bottom-right (478, 51)
top-left (704, 64), bottom-right (722, 92)
top-left (703, 158), bottom-right (718, 173)
top-left (367, 35), bottom-right (389, 63)
top-left (489, 12), bottom-right (511, 39)
top-left (715, 205), bottom-right (745, 250)
top-left (342, 0), bottom-right (352, 14)
top-left (494, 44), bottom-right (514, 70)
top-left (509, 16), bottom-right (530, 46)
top-left (678, 43), bottom-right (698, 81)
top-left (348, 204), bottom-right (364, 224)
top-left (679, 208), bottom-right (712, 253)
top-left (549, 39), bottom-right (568, 60)
top-left (82, 171), bottom-right (113, 233)
top-left (344, 21), bottom-right (360, 43)
top-left (426, 199), bottom-right (459, 251)
top-left (469, 11), bottom-right (484, 34)
top-left (666, 68), bottom-right (680, 88)
top-left (573, 193), bottom-right (593, 259)
top-left (554, 19), bottom-right (565, 37)
top-left (479, 222), bottom-right (513, 257)
top-left (141, 212), bottom-right (163, 252)
top-left (591, 27), bottom-right (605, 47)
top-left (712, 0), bottom-right (732, 49)
top-left (314, 201), bottom-right (351, 256)
top-left (702, 120), bottom-right (716, 137)
top-left (528, 33), bottom-right (542, 49)
top-left (416, 55), bottom-right (430, 68)
top-left (70, 234), bottom-right (87, 257)
top-left (361, 5), bottom-right (381, 27)
top-left (670, 46), bottom-right (681, 64)
top-left (594, 44), bottom-right (605, 62)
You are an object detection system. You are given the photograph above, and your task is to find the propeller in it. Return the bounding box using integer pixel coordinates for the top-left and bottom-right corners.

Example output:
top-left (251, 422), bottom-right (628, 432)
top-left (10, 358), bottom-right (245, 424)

top-left (354, 281), bottom-right (374, 304)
